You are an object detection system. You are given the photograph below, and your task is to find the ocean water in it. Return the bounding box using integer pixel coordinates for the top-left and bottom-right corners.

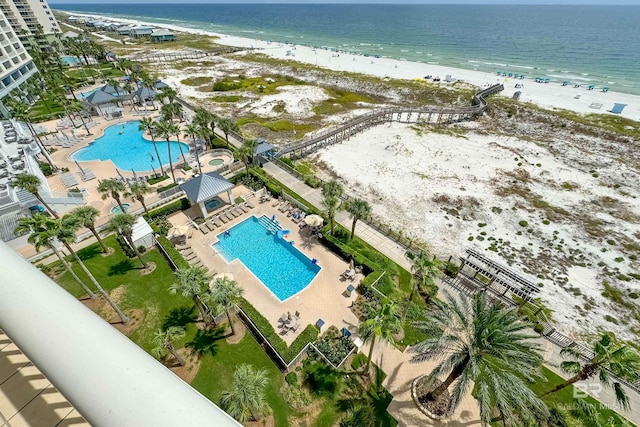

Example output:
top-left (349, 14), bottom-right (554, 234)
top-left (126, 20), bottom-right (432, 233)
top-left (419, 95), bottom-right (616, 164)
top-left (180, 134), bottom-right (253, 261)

top-left (54, 4), bottom-right (640, 95)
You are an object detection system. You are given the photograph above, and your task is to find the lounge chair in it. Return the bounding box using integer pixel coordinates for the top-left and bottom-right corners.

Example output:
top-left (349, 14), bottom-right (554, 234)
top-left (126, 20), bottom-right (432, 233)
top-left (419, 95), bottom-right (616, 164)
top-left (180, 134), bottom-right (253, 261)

top-left (206, 222), bottom-right (217, 232)
top-left (279, 203), bottom-right (291, 213)
top-left (212, 219), bottom-right (222, 228)
top-left (219, 215), bottom-right (229, 224)
top-left (61, 172), bottom-right (78, 188)
top-left (200, 226), bottom-right (209, 235)
top-left (180, 249), bottom-right (194, 257)
top-left (293, 212), bottom-right (306, 223)
top-left (233, 207), bottom-right (244, 216)
top-left (239, 204), bottom-right (250, 213)
top-left (245, 200), bottom-right (255, 209)
top-left (223, 213), bottom-right (235, 222)
top-left (272, 198), bottom-right (282, 207)
top-left (185, 252), bottom-right (198, 261)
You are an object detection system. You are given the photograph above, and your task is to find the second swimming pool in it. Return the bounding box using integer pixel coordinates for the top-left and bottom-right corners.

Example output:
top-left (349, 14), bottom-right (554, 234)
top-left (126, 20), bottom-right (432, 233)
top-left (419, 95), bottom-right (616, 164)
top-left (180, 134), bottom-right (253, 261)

top-left (213, 215), bottom-right (321, 301)
top-left (72, 121), bottom-right (190, 172)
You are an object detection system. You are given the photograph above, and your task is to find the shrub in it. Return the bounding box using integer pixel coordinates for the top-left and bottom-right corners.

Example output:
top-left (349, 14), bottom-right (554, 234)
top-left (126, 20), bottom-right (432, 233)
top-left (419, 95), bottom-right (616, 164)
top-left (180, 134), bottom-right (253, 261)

top-left (519, 220), bottom-right (528, 227)
top-left (39, 161), bottom-right (53, 176)
top-left (156, 235), bottom-right (189, 270)
top-left (604, 315), bottom-right (618, 324)
top-left (280, 157), bottom-right (294, 167)
top-left (212, 79), bottom-right (241, 91)
top-left (444, 262), bottom-right (460, 278)
top-left (477, 223), bottom-right (487, 227)
top-left (144, 198), bottom-right (191, 221)
top-left (156, 182), bottom-right (178, 193)
top-left (148, 175), bottom-right (169, 185)
top-left (303, 360), bottom-right (343, 397)
top-left (533, 323), bottom-right (545, 334)
top-left (115, 234), bottom-right (136, 258)
top-left (629, 292), bottom-right (639, 299)
top-left (304, 176), bottom-right (321, 188)
top-left (285, 372), bottom-right (298, 385)
top-left (351, 353), bottom-right (367, 371)
top-left (614, 257), bottom-right (624, 263)
top-left (68, 188), bottom-right (81, 193)
top-left (137, 245), bottom-right (146, 254)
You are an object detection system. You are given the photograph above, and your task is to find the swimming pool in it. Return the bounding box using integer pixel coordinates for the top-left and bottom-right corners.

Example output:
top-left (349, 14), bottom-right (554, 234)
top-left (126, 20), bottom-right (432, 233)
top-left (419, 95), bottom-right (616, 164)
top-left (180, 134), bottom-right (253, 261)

top-left (60, 55), bottom-right (80, 65)
top-left (205, 198), bottom-right (221, 212)
top-left (213, 216), bottom-right (320, 301)
top-left (72, 121), bottom-right (190, 172)
top-left (111, 203), bottom-right (130, 214)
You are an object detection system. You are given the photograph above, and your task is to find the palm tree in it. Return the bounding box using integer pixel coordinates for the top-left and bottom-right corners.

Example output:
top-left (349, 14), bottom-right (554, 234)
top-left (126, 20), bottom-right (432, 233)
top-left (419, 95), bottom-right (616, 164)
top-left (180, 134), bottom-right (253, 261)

top-left (359, 302), bottom-right (402, 377)
top-left (184, 123), bottom-right (202, 173)
top-left (71, 205), bottom-right (107, 253)
top-left (161, 102), bottom-right (183, 123)
top-left (321, 180), bottom-right (343, 235)
top-left (159, 86), bottom-right (177, 105)
top-left (155, 120), bottom-right (177, 184)
top-left (170, 122), bottom-right (188, 165)
top-left (124, 182), bottom-right (152, 216)
top-left (211, 276), bottom-right (244, 335)
top-left (193, 108), bottom-right (214, 147)
top-left (411, 291), bottom-right (548, 425)
top-left (540, 333), bottom-right (640, 410)
top-left (15, 214), bottom-right (96, 299)
top-left (13, 173), bottom-right (58, 218)
top-left (152, 326), bottom-right (186, 366)
top-left (342, 198), bottom-right (371, 240)
top-left (55, 214), bottom-right (130, 323)
top-left (218, 118), bottom-right (239, 148)
top-left (169, 265), bottom-right (213, 325)
top-left (221, 364), bottom-right (271, 423)
top-left (139, 117), bottom-right (164, 176)
top-left (105, 213), bottom-right (148, 269)
top-left (97, 179), bottom-right (126, 213)
top-left (408, 250), bottom-right (443, 313)
top-left (237, 139), bottom-right (257, 173)
top-left (7, 100), bottom-right (56, 169)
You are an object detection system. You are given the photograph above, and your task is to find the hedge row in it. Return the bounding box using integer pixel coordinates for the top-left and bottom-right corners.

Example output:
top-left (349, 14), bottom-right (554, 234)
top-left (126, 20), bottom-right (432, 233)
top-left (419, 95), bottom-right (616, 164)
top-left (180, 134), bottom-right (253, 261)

top-left (156, 235), bottom-right (190, 270)
top-left (144, 198), bottom-right (191, 221)
top-left (248, 168), bottom-right (319, 214)
top-left (156, 182), bottom-right (178, 193)
top-left (239, 298), bottom-right (319, 363)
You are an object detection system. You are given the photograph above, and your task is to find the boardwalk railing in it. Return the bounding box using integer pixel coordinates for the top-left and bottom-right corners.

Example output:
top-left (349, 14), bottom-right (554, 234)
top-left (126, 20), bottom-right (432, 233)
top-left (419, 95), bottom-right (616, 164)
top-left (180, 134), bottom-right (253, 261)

top-left (127, 46), bottom-right (245, 63)
top-left (276, 84), bottom-right (503, 158)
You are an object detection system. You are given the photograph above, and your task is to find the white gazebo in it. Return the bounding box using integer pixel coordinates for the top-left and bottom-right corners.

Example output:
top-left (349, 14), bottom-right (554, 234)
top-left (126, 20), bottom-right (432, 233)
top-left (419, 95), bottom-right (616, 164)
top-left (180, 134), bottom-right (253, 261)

top-left (179, 172), bottom-right (235, 218)
top-left (131, 216), bottom-right (155, 249)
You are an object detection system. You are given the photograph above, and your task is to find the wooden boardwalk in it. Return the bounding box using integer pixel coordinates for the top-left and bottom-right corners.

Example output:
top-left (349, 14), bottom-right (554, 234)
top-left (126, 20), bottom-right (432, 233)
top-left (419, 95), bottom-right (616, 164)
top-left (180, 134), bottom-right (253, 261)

top-left (128, 46), bottom-right (245, 63)
top-left (276, 83), bottom-right (503, 158)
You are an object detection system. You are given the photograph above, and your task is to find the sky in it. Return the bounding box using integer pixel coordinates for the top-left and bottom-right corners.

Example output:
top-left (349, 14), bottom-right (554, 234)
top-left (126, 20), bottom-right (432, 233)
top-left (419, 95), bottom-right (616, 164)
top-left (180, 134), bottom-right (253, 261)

top-left (48, 0), bottom-right (640, 4)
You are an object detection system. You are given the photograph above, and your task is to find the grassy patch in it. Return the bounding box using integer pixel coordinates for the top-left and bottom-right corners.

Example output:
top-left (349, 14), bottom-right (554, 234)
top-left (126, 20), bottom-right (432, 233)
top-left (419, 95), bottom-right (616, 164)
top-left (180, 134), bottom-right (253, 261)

top-left (181, 76), bottom-right (213, 86)
top-left (210, 95), bottom-right (242, 103)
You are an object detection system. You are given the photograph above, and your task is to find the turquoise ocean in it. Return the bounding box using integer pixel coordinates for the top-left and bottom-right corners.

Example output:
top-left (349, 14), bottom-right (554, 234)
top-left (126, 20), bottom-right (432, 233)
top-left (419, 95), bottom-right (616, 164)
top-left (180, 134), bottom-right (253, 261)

top-left (54, 4), bottom-right (640, 95)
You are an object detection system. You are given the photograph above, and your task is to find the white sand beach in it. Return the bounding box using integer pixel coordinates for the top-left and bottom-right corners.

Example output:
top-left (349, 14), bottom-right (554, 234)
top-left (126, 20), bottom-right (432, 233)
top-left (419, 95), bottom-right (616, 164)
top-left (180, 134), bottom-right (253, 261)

top-left (63, 11), bottom-right (640, 121)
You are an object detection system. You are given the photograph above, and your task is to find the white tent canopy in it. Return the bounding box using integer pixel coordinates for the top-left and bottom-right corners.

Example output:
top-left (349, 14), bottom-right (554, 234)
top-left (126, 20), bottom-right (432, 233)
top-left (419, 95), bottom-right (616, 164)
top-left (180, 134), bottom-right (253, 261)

top-left (132, 216), bottom-right (154, 248)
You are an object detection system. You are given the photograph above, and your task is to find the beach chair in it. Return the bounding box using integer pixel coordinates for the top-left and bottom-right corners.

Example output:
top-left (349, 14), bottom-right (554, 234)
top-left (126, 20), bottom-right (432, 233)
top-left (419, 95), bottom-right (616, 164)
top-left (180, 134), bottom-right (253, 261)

top-left (279, 203), bottom-right (291, 213)
top-left (185, 252), bottom-right (198, 262)
top-left (272, 198), bottom-right (282, 207)
top-left (233, 207), bottom-right (244, 216)
top-left (227, 210), bottom-right (239, 218)
top-left (245, 200), bottom-right (255, 209)
top-left (200, 226), bottom-right (209, 235)
top-left (219, 215), bottom-right (229, 224)
top-left (61, 172), bottom-right (78, 188)
top-left (211, 219), bottom-right (222, 228)
top-left (239, 204), bottom-right (250, 213)
top-left (206, 222), bottom-right (217, 232)
top-left (224, 213), bottom-right (235, 222)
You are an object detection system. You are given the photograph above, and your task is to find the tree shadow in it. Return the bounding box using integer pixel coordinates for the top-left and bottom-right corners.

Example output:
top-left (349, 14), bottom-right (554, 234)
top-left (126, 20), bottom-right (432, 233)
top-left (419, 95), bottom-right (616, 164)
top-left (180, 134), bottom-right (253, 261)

top-left (186, 327), bottom-right (226, 358)
top-left (77, 244), bottom-right (102, 261)
top-left (162, 306), bottom-right (198, 330)
top-left (108, 259), bottom-right (135, 276)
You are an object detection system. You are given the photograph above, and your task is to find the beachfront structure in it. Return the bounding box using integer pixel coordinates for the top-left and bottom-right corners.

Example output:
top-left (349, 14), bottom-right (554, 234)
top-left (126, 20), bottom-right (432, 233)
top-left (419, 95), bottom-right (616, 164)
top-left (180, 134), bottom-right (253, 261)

top-left (0, 241), bottom-right (242, 426)
top-left (179, 172), bottom-right (235, 218)
top-left (129, 26), bottom-right (155, 38)
top-left (0, 7), bottom-right (37, 117)
top-left (0, 0), bottom-right (62, 52)
top-left (150, 29), bottom-right (175, 42)
top-left (117, 25), bottom-right (134, 36)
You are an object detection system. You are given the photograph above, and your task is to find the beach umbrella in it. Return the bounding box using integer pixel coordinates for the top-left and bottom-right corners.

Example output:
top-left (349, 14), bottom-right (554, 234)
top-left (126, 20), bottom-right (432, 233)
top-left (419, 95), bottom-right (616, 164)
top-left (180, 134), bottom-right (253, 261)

top-left (304, 214), bottom-right (323, 227)
top-left (167, 225), bottom-right (189, 238)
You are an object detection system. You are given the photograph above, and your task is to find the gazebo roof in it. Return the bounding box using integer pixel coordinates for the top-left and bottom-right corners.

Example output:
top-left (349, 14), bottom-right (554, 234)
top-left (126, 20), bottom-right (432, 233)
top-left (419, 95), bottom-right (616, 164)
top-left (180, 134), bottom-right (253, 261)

top-left (254, 138), bottom-right (275, 155)
top-left (134, 86), bottom-right (158, 98)
top-left (84, 89), bottom-right (115, 105)
top-left (131, 217), bottom-right (153, 242)
top-left (100, 84), bottom-right (120, 94)
top-left (179, 172), bottom-right (234, 203)
top-left (154, 80), bottom-right (169, 89)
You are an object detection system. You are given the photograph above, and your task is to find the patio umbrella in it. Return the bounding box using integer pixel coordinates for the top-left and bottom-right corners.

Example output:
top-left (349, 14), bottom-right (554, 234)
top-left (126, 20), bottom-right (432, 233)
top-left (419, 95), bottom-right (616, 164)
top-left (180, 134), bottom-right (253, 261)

top-left (304, 214), bottom-right (323, 227)
top-left (167, 225), bottom-right (189, 238)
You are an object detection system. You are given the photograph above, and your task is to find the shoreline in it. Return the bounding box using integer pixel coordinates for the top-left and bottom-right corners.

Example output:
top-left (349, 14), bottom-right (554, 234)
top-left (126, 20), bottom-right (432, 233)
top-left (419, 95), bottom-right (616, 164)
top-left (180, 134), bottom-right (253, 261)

top-left (56, 10), bottom-right (640, 122)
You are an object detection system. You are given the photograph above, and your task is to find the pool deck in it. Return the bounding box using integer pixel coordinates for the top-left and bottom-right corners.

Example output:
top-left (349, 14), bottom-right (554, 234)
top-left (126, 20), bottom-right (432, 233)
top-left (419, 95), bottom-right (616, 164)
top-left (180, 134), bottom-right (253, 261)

top-left (169, 200), bottom-right (361, 346)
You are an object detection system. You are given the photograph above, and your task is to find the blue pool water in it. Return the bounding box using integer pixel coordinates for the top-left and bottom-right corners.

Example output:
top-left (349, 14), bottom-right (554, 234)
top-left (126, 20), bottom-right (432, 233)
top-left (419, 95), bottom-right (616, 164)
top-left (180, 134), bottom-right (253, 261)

top-left (110, 203), bottom-right (130, 214)
top-left (72, 121), bottom-right (189, 172)
top-left (213, 216), bottom-right (321, 301)
top-left (205, 198), bottom-right (221, 212)
top-left (60, 55), bottom-right (80, 65)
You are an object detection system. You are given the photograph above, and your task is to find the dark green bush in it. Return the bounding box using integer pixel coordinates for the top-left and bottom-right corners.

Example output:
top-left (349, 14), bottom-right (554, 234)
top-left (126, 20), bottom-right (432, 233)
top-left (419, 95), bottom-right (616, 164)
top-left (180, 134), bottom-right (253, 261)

top-left (533, 323), bottom-right (545, 334)
top-left (156, 235), bottom-right (189, 270)
top-left (148, 175), bottom-right (169, 185)
top-left (115, 234), bottom-right (136, 258)
top-left (144, 198), bottom-right (190, 221)
top-left (137, 245), bottom-right (146, 254)
top-left (39, 161), bottom-right (53, 176)
top-left (303, 360), bottom-right (343, 397)
top-left (304, 176), bottom-right (321, 188)
top-left (213, 79), bottom-right (241, 91)
top-left (156, 182), bottom-right (178, 193)
top-left (285, 372), bottom-right (298, 385)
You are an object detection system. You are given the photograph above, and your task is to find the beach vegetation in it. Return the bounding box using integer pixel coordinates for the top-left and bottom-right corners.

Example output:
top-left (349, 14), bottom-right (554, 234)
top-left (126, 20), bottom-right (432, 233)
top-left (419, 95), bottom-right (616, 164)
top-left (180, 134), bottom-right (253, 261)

top-left (210, 95), bottom-right (242, 103)
top-left (181, 76), bottom-right (213, 86)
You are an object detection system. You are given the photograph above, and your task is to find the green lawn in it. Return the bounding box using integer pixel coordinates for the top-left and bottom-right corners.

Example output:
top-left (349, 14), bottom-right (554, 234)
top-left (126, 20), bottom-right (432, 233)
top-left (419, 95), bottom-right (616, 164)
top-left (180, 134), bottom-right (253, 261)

top-left (191, 332), bottom-right (295, 426)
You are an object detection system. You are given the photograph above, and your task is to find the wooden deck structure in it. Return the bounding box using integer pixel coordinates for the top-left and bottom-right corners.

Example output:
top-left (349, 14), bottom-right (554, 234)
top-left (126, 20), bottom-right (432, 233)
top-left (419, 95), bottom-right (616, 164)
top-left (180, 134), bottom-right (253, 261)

top-left (276, 83), bottom-right (503, 158)
top-left (128, 46), bottom-right (246, 63)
